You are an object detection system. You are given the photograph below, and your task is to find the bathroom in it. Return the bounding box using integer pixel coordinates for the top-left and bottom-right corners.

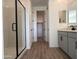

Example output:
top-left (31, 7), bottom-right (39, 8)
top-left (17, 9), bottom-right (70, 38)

top-left (2, 0), bottom-right (77, 59)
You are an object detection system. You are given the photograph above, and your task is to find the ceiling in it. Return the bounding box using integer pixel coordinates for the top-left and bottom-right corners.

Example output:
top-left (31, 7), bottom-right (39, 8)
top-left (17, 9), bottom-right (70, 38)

top-left (31, 0), bottom-right (48, 6)
top-left (3, 0), bottom-right (76, 7)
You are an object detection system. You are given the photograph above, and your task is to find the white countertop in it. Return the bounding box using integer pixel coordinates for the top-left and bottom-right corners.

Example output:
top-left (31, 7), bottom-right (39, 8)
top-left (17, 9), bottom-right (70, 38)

top-left (58, 28), bottom-right (77, 32)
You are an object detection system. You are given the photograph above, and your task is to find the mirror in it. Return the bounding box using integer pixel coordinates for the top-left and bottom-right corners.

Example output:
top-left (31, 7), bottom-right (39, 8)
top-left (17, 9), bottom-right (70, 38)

top-left (17, 0), bottom-right (26, 54)
top-left (59, 10), bottom-right (66, 23)
top-left (68, 9), bottom-right (77, 24)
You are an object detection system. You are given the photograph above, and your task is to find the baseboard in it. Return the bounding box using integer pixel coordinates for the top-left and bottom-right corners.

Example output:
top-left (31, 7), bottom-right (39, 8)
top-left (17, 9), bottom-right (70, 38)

top-left (17, 48), bottom-right (27, 59)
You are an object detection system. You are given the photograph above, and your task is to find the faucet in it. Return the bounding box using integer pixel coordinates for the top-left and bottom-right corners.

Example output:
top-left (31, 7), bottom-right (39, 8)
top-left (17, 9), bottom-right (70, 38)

top-left (70, 25), bottom-right (76, 30)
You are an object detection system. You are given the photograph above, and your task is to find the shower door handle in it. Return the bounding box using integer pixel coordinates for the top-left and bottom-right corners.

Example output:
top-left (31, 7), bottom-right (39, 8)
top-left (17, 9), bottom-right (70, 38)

top-left (12, 23), bottom-right (16, 31)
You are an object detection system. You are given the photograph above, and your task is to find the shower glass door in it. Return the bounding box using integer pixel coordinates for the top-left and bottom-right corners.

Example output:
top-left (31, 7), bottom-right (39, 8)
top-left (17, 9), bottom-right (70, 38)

top-left (3, 0), bottom-right (16, 59)
top-left (17, 0), bottom-right (26, 55)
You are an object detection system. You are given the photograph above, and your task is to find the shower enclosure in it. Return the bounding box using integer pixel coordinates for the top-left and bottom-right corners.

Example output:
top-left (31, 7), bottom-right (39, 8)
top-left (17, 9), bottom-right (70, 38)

top-left (3, 0), bottom-right (26, 59)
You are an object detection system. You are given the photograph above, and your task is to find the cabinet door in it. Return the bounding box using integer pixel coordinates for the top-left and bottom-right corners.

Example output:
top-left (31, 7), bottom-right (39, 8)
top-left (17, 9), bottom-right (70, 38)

top-left (68, 38), bottom-right (77, 59)
top-left (58, 35), bottom-right (62, 48)
top-left (58, 35), bottom-right (68, 53)
top-left (62, 36), bottom-right (68, 53)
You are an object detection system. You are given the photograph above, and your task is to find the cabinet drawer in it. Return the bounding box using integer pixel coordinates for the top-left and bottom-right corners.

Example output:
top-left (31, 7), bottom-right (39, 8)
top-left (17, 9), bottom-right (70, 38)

top-left (68, 32), bottom-right (77, 39)
top-left (58, 31), bottom-right (67, 36)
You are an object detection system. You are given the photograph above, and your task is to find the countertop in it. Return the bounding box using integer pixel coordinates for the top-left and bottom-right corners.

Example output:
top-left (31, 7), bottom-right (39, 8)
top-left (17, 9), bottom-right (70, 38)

top-left (58, 28), bottom-right (77, 32)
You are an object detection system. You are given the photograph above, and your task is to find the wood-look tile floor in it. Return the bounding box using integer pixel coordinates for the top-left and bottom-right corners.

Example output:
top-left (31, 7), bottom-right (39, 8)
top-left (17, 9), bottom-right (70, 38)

top-left (21, 39), bottom-right (71, 59)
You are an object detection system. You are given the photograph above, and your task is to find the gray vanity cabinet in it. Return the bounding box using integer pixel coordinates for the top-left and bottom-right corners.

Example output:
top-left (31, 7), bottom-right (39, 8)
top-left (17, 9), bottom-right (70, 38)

top-left (58, 32), bottom-right (68, 53)
top-left (58, 31), bottom-right (77, 59)
top-left (68, 32), bottom-right (77, 59)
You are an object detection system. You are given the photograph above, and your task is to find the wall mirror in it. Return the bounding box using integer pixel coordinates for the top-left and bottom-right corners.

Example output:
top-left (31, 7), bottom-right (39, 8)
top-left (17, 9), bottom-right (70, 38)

top-left (68, 9), bottom-right (77, 25)
top-left (59, 10), bottom-right (66, 23)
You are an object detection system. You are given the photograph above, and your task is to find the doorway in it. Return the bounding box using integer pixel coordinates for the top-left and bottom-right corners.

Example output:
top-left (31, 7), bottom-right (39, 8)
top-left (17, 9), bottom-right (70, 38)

top-left (37, 11), bottom-right (45, 41)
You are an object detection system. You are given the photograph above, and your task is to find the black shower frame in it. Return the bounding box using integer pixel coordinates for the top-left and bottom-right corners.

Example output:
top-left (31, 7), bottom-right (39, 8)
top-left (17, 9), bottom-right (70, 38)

top-left (15, 0), bottom-right (26, 59)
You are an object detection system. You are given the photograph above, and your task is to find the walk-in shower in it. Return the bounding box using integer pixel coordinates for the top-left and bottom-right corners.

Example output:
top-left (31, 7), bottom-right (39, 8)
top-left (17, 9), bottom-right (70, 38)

top-left (3, 0), bottom-right (26, 59)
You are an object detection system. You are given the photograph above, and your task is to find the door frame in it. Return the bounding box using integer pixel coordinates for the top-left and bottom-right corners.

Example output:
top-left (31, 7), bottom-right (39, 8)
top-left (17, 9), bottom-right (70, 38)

top-left (33, 7), bottom-right (49, 42)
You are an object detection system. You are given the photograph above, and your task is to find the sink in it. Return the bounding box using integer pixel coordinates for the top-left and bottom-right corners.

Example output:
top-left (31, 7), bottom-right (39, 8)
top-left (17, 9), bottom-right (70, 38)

top-left (71, 27), bottom-right (76, 30)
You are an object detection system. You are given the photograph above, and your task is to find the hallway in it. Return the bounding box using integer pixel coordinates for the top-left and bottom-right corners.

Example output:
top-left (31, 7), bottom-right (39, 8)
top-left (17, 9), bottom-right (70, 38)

top-left (21, 39), bottom-right (71, 59)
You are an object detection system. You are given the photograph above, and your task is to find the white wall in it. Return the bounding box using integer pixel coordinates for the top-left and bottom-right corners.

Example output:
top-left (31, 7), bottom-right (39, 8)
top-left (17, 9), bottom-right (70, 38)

top-left (32, 6), bottom-right (49, 42)
top-left (0, 0), bottom-right (3, 58)
top-left (68, 0), bottom-right (77, 10)
top-left (48, 0), bottom-right (76, 47)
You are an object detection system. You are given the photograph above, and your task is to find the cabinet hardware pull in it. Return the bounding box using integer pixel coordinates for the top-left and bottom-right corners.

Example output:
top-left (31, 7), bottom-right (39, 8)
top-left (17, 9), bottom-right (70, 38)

top-left (61, 36), bottom-right (62, 41)
top-left (75, 41), bottom-right (77, 49)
